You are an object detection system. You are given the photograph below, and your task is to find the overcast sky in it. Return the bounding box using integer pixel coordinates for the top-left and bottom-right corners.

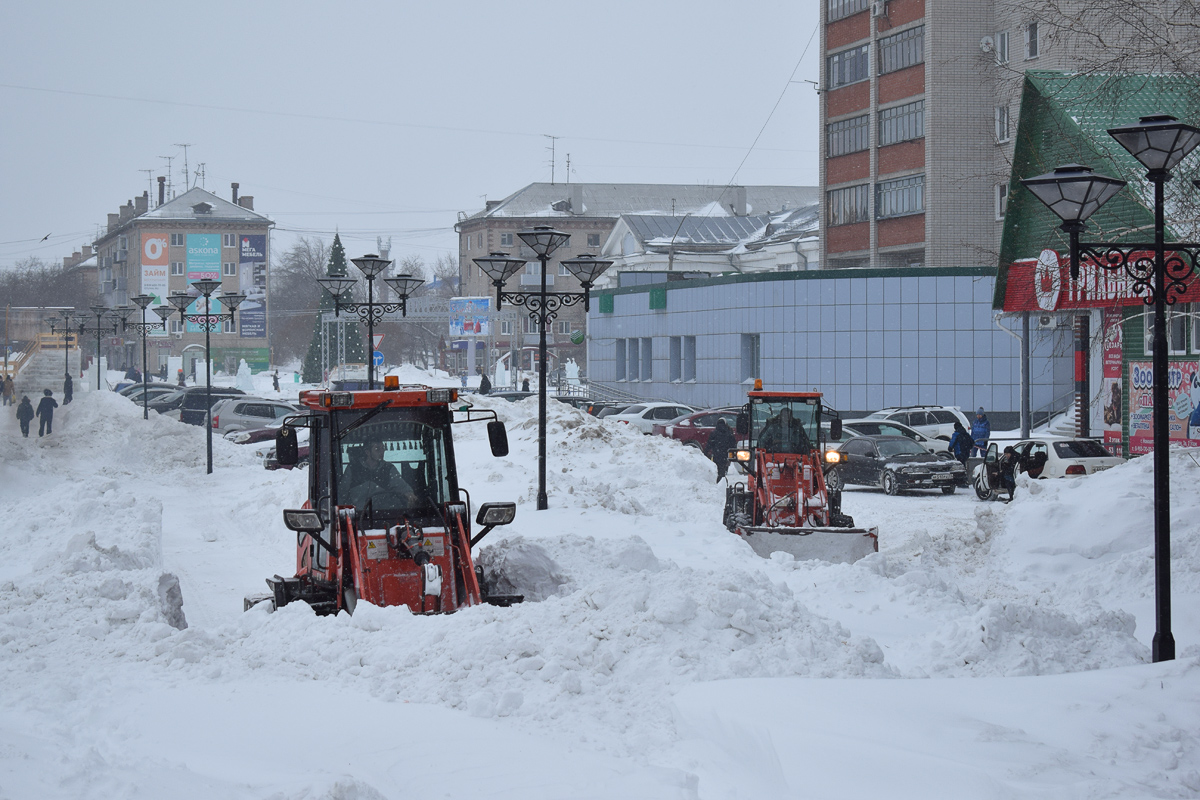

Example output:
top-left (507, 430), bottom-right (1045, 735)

top-left (1, 0), bottom-right (821, 274)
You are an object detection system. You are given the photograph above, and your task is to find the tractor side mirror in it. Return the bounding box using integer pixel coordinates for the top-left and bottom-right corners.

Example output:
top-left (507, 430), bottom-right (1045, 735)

top-left (487, 420), bottom-right (509, 457)
top-left (735, 406), bottom-right (749, 435)
top-left (275, 426), bottom-right (299, 466)
top-left (830, 418), bottom-right (843, 441)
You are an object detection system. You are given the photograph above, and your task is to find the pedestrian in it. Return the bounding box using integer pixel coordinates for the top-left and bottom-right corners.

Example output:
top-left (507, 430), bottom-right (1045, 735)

top-left (1, 374), bottom-right (12, 407)
top-left (461, 372), bottom-right (468, 389)
top-left (177, 369), bottom-right (187, 387)
top-left (63, 373), bottom-right (73, 405)
top-left (997, 445), bottom-right (1018, 501)
top-left (970, 407), bottom-right (991, 458)
top-left (160, 364), bottom-right (168, 382)
top-left (478, 371), bottom-right (491, 395)
top-left (521, 377), bottom-right (530, 392)
top-left (705, 417), bottom-right (737, 483)
top-left (15, 395), bottom-right (34, 437)
top-left (272, 370), bottom-right (280, 392)
top-left (947, 420), bottom-right (971, 466)
top-left (36, 389), bottom-right (58, 437)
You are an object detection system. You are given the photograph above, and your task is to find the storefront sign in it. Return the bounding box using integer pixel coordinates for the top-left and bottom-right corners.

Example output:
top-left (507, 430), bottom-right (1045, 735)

top-left (1100, 308), bottom-right (1123, 454)
top-left (238, 234), bottom-right (267, 338)
top-left (1002, 249), bottom-right (1200, 312)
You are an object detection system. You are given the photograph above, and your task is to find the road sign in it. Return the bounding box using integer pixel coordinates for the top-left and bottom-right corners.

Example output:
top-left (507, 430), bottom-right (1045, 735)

top-left (372, 334), bottom-right (384, 348)
top-left (372, 350), bottom-right (384, 367)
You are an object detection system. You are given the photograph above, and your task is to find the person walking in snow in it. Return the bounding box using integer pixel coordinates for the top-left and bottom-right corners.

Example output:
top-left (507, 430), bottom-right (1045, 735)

top-left (947, 421), bottom-right (972, 466)
top-left (63, 373), bottom-right (73, 405)
top-left (970, 407), bottom-right (991, 458)
top-left (478, 370), bottom-right (491, 395)
top-left (705, 417), bottom-right (737, 483)
top-left (272, 371), bottom-right (280, 392)
top-left (1, 374), bottom-right (12, 407)
top-left (997, 445), bottom-right (1018, 501)
top-left (15, 395), bottom-right (34, 437)
top-left (521, 377), bottom-right (530, 392)
top-left (36, 389), bottom-right (58, 437)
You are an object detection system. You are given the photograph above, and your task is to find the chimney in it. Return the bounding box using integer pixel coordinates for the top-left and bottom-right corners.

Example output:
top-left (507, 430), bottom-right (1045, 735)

top-left (81, 245), bottom-right (92, 258)
top-left (157, 176), bottom-right (166, 206)
top-left (119, 201), bottom-right (134, 222)
top-left (107, 213), bottom-right (120, 232)
top-left (485, 200), bottom-right (501, 212)
top-left (237, 196), bottom-right (254, 211)
top-left (231, 182), bottom-right (239, 204)
top-left (135, 193), bottom-right (148, 215)
top-left (732, 186), bottom-right (747, 216)
top-left (571, 184), bottom-right (583, 215)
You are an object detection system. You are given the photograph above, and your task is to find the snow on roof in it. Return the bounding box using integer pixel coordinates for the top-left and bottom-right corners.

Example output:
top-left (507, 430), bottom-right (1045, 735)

top-left (139, 187), bottom-right (271, 223)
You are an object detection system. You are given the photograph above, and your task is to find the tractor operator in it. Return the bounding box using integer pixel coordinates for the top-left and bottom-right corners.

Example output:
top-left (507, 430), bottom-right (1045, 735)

top-left (342, 439), bottom-right (418, 510)
top-left (758, 407), bottom-right (812, 454)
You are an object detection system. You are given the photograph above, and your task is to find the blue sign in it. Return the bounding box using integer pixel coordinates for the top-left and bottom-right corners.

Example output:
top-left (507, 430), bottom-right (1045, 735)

top-left (372, 350), bottom-right (384, 367)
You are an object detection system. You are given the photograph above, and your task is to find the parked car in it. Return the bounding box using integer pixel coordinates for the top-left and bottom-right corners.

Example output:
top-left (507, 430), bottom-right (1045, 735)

top-left (825, 419), bottom-right (943, 453)
top-left (122, 384), bottom-right (179, 405)
top-left (117, 381), bottom-right (174, 397)
top-left (592, 403), bottom-right (631, 418)
top-left (652, 407), bottom-right (741, 449)
top-left (605, 402), bottom-right (699, 434)
top-left (210, 397), bottom-right (300, 435)
top-left (552, 395), bottom-right (594, 410)
top-left (826, 435), bottom-right (968, 495)
top-left (864, 405), bottom-right (971, 440)
top-left (973, 437), bottom-right (1125, 500)
top-left (490, 390), bottom-right (536, 402)
top-left (148, 386), bottom-right (247, 426)
top-left (257, 428), bottom-right (311, 470)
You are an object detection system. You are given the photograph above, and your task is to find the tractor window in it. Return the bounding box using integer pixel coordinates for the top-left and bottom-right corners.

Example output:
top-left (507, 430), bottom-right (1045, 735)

top-left (749, 399), bottom-right (819, 453)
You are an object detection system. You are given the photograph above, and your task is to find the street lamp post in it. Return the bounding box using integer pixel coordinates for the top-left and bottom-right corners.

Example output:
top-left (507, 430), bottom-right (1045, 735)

top-left (47, 310), bottom-right (76, 386)
top-left (167, 280), bottom-right (246, 475)
top-left (474, 227), bottom-right (613, 510)
top-left (317, 254), bottom-right (424, 390)
top-left (1021, 112), bottom-right (1200, 663)
top-left (69, 306), bottom-right (120, 391)
top-left (122, 295), bottom-right (173, 419)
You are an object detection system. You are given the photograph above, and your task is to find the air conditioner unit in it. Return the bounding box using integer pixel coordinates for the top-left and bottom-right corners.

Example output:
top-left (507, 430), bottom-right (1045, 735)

top-left (1036, 314), bottom-right (1062, 329)
top-left (872, 1), bottom-right (887, 16)
top-left (114, 250), bottom-right (128, 263)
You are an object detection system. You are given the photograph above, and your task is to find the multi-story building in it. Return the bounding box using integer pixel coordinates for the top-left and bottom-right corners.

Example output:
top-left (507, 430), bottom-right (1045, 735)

top-left (92, 181), bottom-right (273, 375)
top-left (819, 0), bottom-right (1090, 271)
top-left (456, 183), bottom-right (816, 375)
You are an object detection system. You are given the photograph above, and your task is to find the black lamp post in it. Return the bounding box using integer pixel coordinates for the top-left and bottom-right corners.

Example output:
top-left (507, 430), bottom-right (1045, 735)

top-left (122, 295), bottom-right (173, 419)
top-left (167, 280), bottom-right (246, 475)
top-left (47, 310), bottom-right (76, 386)
top-left (70, 306), bottom-right (120, 391)
top-left (317, 254), bottom-right (425, 390)
top-left (474, 227), bottom-right (613, 510)
top-left (1021, 112), bottom-right (1200, 663)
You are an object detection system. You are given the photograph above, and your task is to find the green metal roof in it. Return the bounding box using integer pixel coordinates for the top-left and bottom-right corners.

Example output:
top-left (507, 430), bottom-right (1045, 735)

top-left (995, 71), bottom-right (1200, 308)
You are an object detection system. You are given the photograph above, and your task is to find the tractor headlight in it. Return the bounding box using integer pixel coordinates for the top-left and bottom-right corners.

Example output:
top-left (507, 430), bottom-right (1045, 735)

top-left (476, 502), bottom-right (516, 527)
top-left (734, 449), bottom-right (751, 463)
top-left (824, 449), bottom-right (843, 464)
top-left (282, 509), bottom-right (324, 532)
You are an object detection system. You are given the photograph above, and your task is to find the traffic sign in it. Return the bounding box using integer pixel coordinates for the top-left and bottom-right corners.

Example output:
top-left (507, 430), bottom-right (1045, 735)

top-left (372, 350), bottom-right (384, 367)
top-left (373, 334), bottom-right (384, 348)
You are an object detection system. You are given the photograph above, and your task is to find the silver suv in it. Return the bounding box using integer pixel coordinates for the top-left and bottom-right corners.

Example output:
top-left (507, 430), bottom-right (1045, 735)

top-left (211, 397), bottom-right (299, 434)
top-left (864, 405), bottom-right (970, 441)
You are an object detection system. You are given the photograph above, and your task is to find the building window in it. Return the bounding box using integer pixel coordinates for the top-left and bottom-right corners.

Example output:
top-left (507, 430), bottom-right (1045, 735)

top-left (669, 337), bottom-right (682, 382)
top-left (524, 316), bottom-right (544, 334)
top-left (995, 105), bottom-right (1011, 143)
top-left (640, 338), bottom-right (652, 382)
top-left (171, 261), bottom-right (185, 276)
top-left (170, 319), bottom-right (182, 334)
top-left (1025, 22), bottom-right (1039, 59)
top-left (170, 233), bottom-right (184, 247)
top-left (827, 44), bottom-right (869, 90)
top-left (995, 184), bottom-right (1009, 220)
top-left (879, 100), bottom-right (923, 145)
top-left (683, 336), bottom-right (696, 382)
top-left (827, 184), bottom-right (871, 226)
top-left (627, 339), bottom-right (639, 381)
top-left (464, 235), bottom-right (471, 252)
top-left (477, 233), bottom-right (483, 249)
top-left (223, 262), bottom-right (237, 277)
top-left (740, 334), bottom-right (760, 383)
top-left (118, 235), bottom-right (128, 250)
top-left (876, 174), bottom-right (925, 219)
top-left (525, 261), bottom-right (540, 276)
top-left (500, 233), bottom-right (513, 246)
top-left (500, 319), bottom-right (512, 335)
top-left (996, 31), bottom-right (1010, 64)
top-left (1168, 304), bottom-right (1193, 355)
top-left (557, 320), bottom-right (571, 335)
top-left (223, 317), bottom-right (237, 334)
top-left (615, 339), bottom-right (627, 380)
top-left (878, 25), bottom-right (924, 74)
top-left (558, 263), bottom-right (571, 276)
top-left (222, 233), bottom-right (236, 248)
top-left (827, 114), bottom-right (869, 157)
top-left (828, 0), bottom-right (869, 22)
top-left (587, 233), bottom-right (601, 247)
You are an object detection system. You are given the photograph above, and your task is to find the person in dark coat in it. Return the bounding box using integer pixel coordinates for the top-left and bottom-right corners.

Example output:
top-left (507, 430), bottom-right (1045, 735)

top-left (36, 389), bottom-right (58, 437)
top-left (947, 421), bottom-right (971, 466)
top-left (705, 418), bottom-right (737, 483)
top-left (63, 373), bottom-right (73, 405)
top-left (970, 407), bottom-right (991, 457)
top-left (177, 369), bottom-right (187, 387)
top-left (272, 371), bottom-right (281, 392)
top-left (521, 378), bottom-right (530, 392)
top-left (478, 372), bottom-right (491, 395)
top-left (1, 375), bottom-right (13, 406)
top-left (15, 395), bottom-right (34, 437)
top-left (997, 445), bottom-right (1018, 501)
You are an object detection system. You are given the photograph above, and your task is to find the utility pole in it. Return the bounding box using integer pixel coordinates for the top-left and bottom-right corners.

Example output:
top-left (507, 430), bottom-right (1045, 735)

top-left (543, 134), bottom-right (559, 184)
top-left (565, 154), bottom-right (571, 183)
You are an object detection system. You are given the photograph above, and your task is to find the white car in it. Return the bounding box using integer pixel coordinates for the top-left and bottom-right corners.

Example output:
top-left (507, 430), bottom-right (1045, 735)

top-left (605, 402), bottom-right (699, 434)
top-left (864, 405), bottom-right (972, 441)
top-left (973, 437), bottom-right (1125, 499)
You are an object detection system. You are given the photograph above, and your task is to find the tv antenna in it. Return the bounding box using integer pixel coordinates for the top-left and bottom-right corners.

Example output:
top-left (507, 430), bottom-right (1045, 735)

top-left (138, 169), bottom-right (155, 198)
top-left (543, 134), bottom-right (559, 184)
top-left (174, 143), bottom-right (194, 189)
top-left (158, 155), bottom-right (175, 198)
top-left (194, 162), bottom-right (206, 189)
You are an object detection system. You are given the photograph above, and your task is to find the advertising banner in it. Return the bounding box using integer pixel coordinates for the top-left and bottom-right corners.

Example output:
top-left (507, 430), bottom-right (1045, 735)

top-left (140, 232), bottom-right (169, 337)
top-left (1127, 359), bottom-right (1200, 455)
top-left (1100, 308), bottom-right (1123, 454)
top-left (1001, 248), bottom-right (1200, 313)
top-left (238, 234), bottom-right (267, 338)
top-left (186, 234), bottom-right (222, 333)
top-left (449, 297), bottom-right (491, 337)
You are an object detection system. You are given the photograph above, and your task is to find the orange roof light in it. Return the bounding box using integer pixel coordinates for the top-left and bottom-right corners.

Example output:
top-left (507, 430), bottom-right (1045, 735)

top-left (754, 379), bottom-right (763, 391)
top-left (384, 375), bottom-right (400, 390)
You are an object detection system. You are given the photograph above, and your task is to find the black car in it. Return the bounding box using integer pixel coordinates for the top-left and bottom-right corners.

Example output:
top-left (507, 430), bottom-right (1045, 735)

top-left (826, 435), bottom-right (967, 495)
top-left (147, 386), bottom-right (247, 426)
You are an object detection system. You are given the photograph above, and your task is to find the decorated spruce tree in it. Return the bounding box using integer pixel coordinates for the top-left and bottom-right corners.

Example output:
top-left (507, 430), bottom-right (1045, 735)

top-left (301, 234), bottom-right (366, 383)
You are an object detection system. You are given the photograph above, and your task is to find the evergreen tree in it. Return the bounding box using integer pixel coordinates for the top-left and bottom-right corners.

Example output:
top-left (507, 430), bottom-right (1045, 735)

top-left (301, 234), bottom-right (367, 383)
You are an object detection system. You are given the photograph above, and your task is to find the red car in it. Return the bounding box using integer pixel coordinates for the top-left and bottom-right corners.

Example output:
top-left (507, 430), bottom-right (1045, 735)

top-left (652, 407), bottom-right (740, 451)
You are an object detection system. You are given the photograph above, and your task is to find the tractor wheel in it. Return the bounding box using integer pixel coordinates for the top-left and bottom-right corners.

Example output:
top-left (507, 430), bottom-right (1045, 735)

top-left (882, 470), bottom-right (901, 496)
top-left (941, 485), bottom-right (956, 495)
top-left (825, 467), bottom-right (845, 493)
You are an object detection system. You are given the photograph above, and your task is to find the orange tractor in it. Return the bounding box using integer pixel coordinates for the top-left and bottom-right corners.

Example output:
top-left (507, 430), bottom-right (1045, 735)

top-left (246, 378), bottom-right (521, 615)
top-left (723, 388), bottom-right (878, 564)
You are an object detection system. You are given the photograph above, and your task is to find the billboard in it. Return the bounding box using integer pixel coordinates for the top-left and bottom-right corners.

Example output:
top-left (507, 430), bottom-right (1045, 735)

top-left (1001, 248), bottom-right (1200, 312)
top-left (185, 234), bottom-right (222, 333)
top-left (449, 297), bottom-right (491, 337)
top-left (1100, 309), bottom-right (1123, 454)
top-left (1127, 359), bottom-right (1200, 455)
top-left (238, 234), bottom-right (267, 338)
top-left (140, 233), bottom-right (169, 337)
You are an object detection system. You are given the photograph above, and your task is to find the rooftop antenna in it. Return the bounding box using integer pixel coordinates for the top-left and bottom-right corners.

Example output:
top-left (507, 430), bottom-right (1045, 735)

top-left (174, 143), bottom-right (194, 189)
top-left (158, 155), bottom-right (175, 198)
top-left (194, 162), bottom-right (206, 190)
top-left (543, 134), bottom-right (559, 184)
top-left (565, 153), bottom-right (571, 184)
top-left (138, 169), bottom-right (155, 198)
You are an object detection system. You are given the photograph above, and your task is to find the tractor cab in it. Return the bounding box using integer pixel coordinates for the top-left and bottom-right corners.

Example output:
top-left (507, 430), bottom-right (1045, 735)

top-left (250, 379), bottom-right (519, 616)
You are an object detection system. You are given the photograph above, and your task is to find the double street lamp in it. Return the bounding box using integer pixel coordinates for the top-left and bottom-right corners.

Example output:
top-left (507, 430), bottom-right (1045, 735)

top-left (318, 254), bottom-right (425, 391)
top-left (1022, 112), bottom-right (1200, 663)
top-left (474, 226), bottom-right (613, 510)
top-left (167, 280), bottom-right (246, 475)
top-left (121, 295), bottom-right (174, 419)
top-left (66, 306), bottom-right (120, 391)
top-left (47, 310), bottom-right (78, 389)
